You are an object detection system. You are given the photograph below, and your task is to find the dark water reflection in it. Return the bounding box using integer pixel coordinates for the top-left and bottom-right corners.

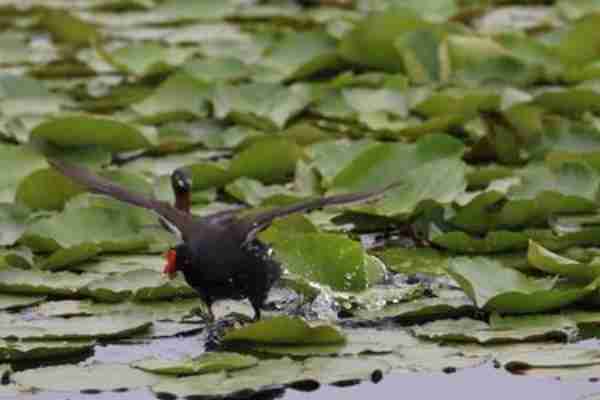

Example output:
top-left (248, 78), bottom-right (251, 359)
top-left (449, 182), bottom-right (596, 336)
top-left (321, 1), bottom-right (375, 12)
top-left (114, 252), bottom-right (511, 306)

top-left (9, 363), bottom-right (600, 400)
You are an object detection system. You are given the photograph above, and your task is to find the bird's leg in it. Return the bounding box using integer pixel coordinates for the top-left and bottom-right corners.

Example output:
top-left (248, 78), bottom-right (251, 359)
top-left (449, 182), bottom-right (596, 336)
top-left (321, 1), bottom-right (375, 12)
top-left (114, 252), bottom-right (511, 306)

top-left (250, 298), bottom-right (265, 321)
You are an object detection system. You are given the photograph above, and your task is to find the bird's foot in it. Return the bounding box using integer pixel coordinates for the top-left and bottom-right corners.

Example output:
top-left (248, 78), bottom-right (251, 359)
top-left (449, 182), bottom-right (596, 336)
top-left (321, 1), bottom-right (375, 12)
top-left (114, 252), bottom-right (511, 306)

top-left (204, 312), bottom-right (255, 351)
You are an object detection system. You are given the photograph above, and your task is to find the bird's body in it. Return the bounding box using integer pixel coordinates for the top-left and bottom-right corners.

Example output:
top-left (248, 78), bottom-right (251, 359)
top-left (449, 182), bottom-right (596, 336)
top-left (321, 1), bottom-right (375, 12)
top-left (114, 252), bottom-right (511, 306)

top-left (49, 159), bottom-right (398, 320)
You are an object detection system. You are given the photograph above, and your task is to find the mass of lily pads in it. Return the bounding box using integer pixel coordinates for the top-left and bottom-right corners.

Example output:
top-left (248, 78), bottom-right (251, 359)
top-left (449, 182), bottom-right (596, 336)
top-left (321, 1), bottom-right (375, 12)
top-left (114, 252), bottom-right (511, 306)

top-left (4, 0), bottom-right (600, 398)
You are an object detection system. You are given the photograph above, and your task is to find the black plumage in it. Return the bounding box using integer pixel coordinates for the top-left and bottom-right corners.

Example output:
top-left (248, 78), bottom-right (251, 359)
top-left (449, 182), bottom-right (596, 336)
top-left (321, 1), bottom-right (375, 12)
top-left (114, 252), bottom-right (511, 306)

top-left (49, 159), bottom-right (398, 320)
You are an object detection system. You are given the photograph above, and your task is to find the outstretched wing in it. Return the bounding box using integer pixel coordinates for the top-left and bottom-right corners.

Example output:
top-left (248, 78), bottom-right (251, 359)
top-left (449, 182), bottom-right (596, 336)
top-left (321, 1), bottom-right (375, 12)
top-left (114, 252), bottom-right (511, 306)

top-left (48, 159), bottom-right (191, 233)
top-left (240, 181), bottom-right (402, 243)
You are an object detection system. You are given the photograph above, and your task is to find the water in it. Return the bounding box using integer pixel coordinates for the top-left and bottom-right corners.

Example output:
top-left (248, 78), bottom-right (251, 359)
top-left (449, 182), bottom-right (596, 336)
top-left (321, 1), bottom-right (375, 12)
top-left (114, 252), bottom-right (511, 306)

top-left (8, 363), bottom-right (600, 400)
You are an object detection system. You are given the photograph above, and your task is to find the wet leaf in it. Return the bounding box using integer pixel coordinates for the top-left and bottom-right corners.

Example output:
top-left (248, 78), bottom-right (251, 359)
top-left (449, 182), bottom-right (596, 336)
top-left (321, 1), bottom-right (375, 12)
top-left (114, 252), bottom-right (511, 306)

top-left (0, 144), bottom-right (47, 202)
top-left (223, 316), bottom-right (345, 345)
top-left (0, 314), bottom-right (152, 340)
top-left (132, 71), bottom-right (212, 123)
top-left (413, 314), bottom-right (575, 344)
top-left (0, 294), bottom-right (45, 311)
top-left (528, 240), bottom-right (600, 283)
top-left (262, 229), bottom-right (368, 292)
top-left (0, 267), bottom-right (102, 297)
top-left (0, 203), bottom-right (29, 245)
top-left (14, 364), bottom-right (158, 392)
top-left (132, 352), bottom-right (257, 376)
top-left (447, 257), bottom-right (594, 314)
top-left (212, 82), bottom-right (311, 130)
top-left (31, 116), bottom-right (151, 152)
top-left (85, 269), bottom-right (196, 302)
top-left (0, 340), bottom-right (93, 362)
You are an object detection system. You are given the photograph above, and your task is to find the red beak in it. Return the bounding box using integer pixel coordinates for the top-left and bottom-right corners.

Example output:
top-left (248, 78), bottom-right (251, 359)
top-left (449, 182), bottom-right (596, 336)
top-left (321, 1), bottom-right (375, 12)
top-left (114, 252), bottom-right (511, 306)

top-left (163, 249), bottom-right (177, 279)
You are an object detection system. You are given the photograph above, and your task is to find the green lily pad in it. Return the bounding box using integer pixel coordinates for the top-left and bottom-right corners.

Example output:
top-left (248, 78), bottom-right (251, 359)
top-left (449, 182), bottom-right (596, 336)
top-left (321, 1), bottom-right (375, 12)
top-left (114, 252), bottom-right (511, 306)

top-left (0, 294), bottom-right (45, 311)
top-left (0, 314), bottom-right (151, 340)
top-left (132, 71), bottom-right (212, 123)
top-left (447, 257), bottom-right (594, 314)
top-left (0, 340), bottom-right (93, 362)
top-left (98, 41), bottom-right (193, 77)
top-left (528, 240), bottom-right (600, 283)
top-left (0, 75), bottom-right (68, 119)
top-left (39, 243), bottom-right (102, 271)
top-left (251, 327), bottom-right (418, 357)
top-left (15, 168), bottom-right (83, 211)
top-left (0, 203), bottom-right (29, 245)
top-left (375, 247), bottom-right (449, 276)
top-left (261, 30), bottom-right (341, 81)
top-left (413, 315), bottom-right (575, 344)
top-left (21, 206), bottom-right (150, 253)
top-left (353, 289), bottom-right (474, 323)
top-left (0, 267), bottom-right (102, 297)
top-left (132, 352), bottom-right (258, 376)
top-left (431, 230), bottom-right (528, 254)
top-left (85, 269), bottom-right (196, 302)
top-left (223, 316), bottom-right (345, 346)
top-left (212, 82), bottom-right (311, 130)
top-left (329, 134), bottom-right (467, 217)
top-left (13, 364), bottom-right (159, 392)
top-left (261, 228), bottom-right (368, 292)
top-left (0, 144), bottom-right (47, 202)
top-left (152, 358), bottom-right (302, 398)
top-left (30, 116), bottom-right (151, 152)
top-left (339, 11), bottom-right (432, 72)
top-left (38, 9), bottom-right (99, 47)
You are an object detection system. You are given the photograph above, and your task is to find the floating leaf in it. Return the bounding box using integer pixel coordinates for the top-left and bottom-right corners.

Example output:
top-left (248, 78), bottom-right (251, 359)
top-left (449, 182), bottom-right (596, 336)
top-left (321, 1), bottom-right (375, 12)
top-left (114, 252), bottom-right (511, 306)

top-left (85, 269), bottom-right (196, 302)
top-left (528, 240), bottom-right (600, 283)
top-left (223, 316), bottom-right (345, 345)
top-left (0, 314), bottom-right (151, 340)
top-left (0, 203), bottom-right (29, 245)
top-left (0, 144), bottom-right (47, 202)
top-left (132, 352), bottom-right (257, 376)
top-left (0, 294), bottom-right (45, 311)
top-left (132, 71), bottom-right (212, 123)
top-left (413, 315), bottom-right (575, 344)
top-left (212, 82), bottom-right (311, 130)
top-left (0, 268), bottom-right (102, 297)
top-left (0, 340), bottom-right (93, 362)
top-left (14, 364), bottom-right (158, 392)
top-left (31, 116), bottom-right (151, 152)
top-left (448, 257), bottom-right (596, 314)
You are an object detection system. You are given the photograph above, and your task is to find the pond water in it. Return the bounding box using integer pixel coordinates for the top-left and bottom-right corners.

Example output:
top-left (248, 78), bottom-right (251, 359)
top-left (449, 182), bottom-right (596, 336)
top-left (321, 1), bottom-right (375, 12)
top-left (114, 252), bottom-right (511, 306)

top-left (9, 362), bottom-right (600, 400)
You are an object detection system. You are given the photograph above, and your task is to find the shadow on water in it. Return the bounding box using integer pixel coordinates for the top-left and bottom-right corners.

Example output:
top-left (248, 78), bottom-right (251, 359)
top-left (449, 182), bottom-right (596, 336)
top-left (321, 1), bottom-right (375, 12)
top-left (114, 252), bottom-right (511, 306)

top-left (10, 363), bottom-right (600, 400)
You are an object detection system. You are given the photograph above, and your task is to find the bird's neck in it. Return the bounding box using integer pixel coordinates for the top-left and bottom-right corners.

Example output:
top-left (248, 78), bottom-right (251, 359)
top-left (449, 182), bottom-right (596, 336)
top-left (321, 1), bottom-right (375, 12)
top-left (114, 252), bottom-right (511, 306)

top-left (175, 191), bottom-right (191, 214)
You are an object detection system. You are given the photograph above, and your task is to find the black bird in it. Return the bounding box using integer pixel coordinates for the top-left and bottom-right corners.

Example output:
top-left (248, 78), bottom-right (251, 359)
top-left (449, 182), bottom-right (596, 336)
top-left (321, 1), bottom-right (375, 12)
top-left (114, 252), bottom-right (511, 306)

top-left (49, 159), bottom-right (398, 321)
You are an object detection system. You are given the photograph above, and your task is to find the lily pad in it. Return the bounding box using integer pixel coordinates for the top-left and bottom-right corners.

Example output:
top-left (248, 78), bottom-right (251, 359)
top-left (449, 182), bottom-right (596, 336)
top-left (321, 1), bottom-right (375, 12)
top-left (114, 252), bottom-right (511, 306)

top-left (0, 144), bottom-right (47, 202)
top-left (0, 203), bottom-right (29, 245)
top-left (412, 315), bottom-right (575, 344)
top-left (152, 358), bottom-right (302, 398)
top-left (132, 352), bottom-right (258, 376)
top-left (132, 71), bottom-right (212, 123)
top-left (447, 257), bottom-right (594, 314)
top-left (528, 240), bottom-right (600, 283)
top-left (0, 294), bottom-right (45, 311)
top-left (0, 267), bottom-right (102, 297)
top-left (30, 116), bottom-right (151, 152)
top-left (212, 82), bottom-right (311, 130)
top-left (13, 364), bottom-right (159, 392)
top-left (0, 340), bottom-right (93, 362)
top-left (223, 316), bottom-right (345, 346)
top-left (0, 314), bottom-right (152, 340)
top-left (262, 229), bottom-right (368, 292)
top-left (85, 269), bottom-right (196, 302)
top-left (21, 206), bottom-right (150, 253)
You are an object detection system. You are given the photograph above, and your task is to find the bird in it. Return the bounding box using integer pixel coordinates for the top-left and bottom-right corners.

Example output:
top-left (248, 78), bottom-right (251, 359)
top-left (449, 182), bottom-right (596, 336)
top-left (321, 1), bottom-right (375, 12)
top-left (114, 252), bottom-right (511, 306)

top-left (48, 159), bottom-right (399, 321)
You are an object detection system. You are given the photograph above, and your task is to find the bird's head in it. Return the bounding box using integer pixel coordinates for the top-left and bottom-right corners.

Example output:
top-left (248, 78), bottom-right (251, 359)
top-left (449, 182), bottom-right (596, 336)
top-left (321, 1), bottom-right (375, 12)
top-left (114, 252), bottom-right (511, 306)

top-left (170, 169), bottom-right (192, 214)
top-left (162, 243), bottom-right (191, 279)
